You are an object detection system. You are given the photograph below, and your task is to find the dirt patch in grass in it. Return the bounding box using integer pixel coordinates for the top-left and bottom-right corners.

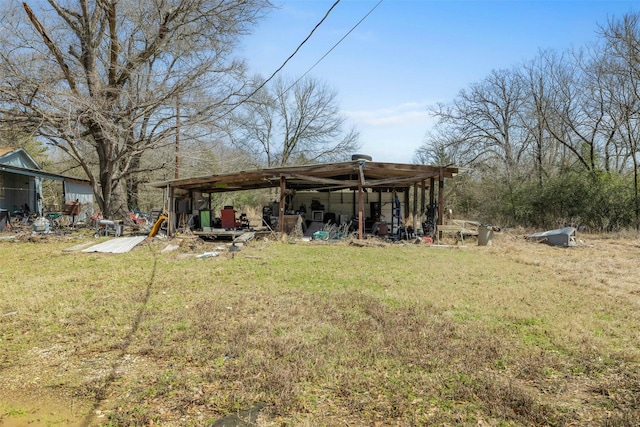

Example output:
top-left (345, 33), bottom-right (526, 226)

top-left (1, 231), bottom-right (640, 425)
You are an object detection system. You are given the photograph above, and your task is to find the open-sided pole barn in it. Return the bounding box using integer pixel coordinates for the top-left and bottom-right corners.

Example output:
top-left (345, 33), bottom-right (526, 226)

top-left (150, 159), bottom-right (459, 239)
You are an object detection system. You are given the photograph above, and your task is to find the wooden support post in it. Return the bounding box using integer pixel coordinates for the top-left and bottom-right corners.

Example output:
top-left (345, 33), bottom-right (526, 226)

top-left (167, 184), bottom-right (175, 236)
top-left (413, 184), bottom-right (418, 231)
top-left (421, 179), bottom-right (426, 226)
top-left (404, 188), bottom-right (410, 226)
top-left (358, 184), bottom-right (364, 239)
top-left (352, 190), bottom-right (356, 219)
top-left (279, 176), bottom-right (286, 233)
top-left (438, 168), bottom-right (445, 240)
top-left (357, 164), bottom-right (366, 239)
top-left (429, 177), bottom-right (435, 206)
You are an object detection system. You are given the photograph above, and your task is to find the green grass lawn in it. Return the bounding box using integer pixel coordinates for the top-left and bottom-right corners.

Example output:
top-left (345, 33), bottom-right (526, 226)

top-left (1, 234), bottom-right (639, 426)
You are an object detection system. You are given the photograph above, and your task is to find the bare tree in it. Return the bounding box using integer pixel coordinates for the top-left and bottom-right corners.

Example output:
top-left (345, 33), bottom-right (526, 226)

top-left (600, 13), bottom-right (640, 226)
top-left (519, 50), bottom-right (571, 186)
top-left (429, 68), bottom-right (532, 205)
top-left (414, 125), bottom-right (460, 167)
top-left (427, 67), bottom-right (569, 224)
top-left (0, 0), bottom-right (271, 218)
top-left (537, 46), bottom-right (622, 173)
top-left (413, 12), bottom-right (640, 229)
top-left (233, 75), bottom-right (360, 167)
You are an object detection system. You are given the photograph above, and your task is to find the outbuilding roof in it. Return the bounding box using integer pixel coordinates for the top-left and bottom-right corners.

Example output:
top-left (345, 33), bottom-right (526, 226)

top-left (150, 160), bottom-right (459, 193)
top-left (0, 147), bottom-right (90, 183)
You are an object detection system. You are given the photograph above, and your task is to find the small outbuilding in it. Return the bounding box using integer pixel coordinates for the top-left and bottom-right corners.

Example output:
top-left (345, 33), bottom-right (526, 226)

top-left (0, 147), bottom-right (94, 229)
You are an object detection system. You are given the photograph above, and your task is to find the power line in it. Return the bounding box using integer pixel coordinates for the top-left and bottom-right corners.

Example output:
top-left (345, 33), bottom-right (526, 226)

top-left (220, 0), bottom-right (342, 118)
top-left (172, 0), bottom-right (384, 172)
top-left (283, 0), bottom-right (385, 94)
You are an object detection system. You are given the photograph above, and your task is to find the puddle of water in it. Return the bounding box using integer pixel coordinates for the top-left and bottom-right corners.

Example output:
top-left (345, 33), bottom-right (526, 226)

top-left (0, 396), bottom-right (94, 427)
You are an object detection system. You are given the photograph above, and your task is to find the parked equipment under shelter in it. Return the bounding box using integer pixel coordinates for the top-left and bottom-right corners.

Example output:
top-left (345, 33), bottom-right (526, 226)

top-left (150, 158), bottom-right (459, 240)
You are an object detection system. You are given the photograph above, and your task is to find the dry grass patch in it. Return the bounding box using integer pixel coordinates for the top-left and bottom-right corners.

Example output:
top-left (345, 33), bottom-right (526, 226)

top-left (1, 232), bottom-right (639, 426)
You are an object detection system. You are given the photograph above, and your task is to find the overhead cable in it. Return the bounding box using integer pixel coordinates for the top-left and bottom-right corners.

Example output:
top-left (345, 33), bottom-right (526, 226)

top-left (283, 0), bottom-right (384, 94)
top-left (219, 0), bottom-right (341, 118)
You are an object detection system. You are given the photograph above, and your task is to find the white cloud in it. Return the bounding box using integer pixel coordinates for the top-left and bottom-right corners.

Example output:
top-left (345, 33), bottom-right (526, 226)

top-left (339, 104), bottom-right (436, 164)
top-left (344, 102), bottom-right (435, 128)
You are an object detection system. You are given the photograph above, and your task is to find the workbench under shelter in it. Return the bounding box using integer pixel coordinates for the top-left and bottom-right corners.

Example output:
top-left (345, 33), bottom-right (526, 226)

top-left (150, 159), bottom-right (459, 240)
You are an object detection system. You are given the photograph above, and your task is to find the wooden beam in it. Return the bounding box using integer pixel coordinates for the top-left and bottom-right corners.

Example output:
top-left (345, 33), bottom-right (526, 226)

top-left (362, 173), bottom-right (436, 188)
top-left (287, 173), bottom-right (359, 187)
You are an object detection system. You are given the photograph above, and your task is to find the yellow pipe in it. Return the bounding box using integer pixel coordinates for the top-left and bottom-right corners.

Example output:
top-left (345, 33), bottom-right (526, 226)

top-left (148, 214), bottom-right (168, 237)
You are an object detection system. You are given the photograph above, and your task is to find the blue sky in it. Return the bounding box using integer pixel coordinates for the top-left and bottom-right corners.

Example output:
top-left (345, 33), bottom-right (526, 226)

top-left (239, 0), bottom-right (640, 164)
